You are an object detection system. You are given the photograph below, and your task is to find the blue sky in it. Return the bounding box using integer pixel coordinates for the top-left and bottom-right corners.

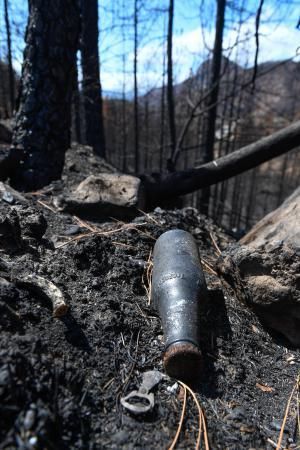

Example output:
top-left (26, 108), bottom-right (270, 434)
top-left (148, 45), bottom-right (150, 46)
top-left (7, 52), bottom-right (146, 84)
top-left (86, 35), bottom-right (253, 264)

top-left (1, 0), bottom-right (299, 95)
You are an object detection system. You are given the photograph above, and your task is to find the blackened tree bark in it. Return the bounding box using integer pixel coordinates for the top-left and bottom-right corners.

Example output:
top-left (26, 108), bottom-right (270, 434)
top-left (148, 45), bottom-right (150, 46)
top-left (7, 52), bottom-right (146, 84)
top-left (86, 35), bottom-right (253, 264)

top-left (4, 0), bottom-right (15, 114)
top-left (167, 0), bottom-right (176, 168)
top-left (134, 0), bottom-right (139, 172)
top-left (200, 0), bottom-right (226, 213)
top-left (72, 53), bottom-right (82, 144)
top-left (81, 0), bottom-right (106, 157)
top-left (10, 0), bottom-right (80, 190)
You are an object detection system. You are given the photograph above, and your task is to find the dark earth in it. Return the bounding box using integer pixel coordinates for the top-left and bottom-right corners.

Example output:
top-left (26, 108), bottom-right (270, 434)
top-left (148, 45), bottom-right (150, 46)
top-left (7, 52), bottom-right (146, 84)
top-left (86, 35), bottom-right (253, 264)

top-left (0, 145), bottom-right (299, 449)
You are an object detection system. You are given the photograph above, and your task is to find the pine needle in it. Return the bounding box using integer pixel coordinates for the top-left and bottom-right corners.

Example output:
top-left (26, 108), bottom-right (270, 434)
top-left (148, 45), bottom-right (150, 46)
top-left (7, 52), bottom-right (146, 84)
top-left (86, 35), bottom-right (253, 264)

top-left (137, 208), bottom-right (161, 226)
top-left (201, 258), bottom-right (218, 276)
top-left (168, 385), bottom-right (187, 450)
top-left (74, 215), bottom-right (98, 232)
top-left (276, 378), bottom-right (299, 450)
top-left (142, 250), bottom-right (153, 305)
top-left (37, 199), bottom-right (58, 213)
top-left (177, 381), bottom-right (210, 450)
top-left (56, 221), bottom-right (149, 248)
top-left (209, 231), bottom-right (221, 256)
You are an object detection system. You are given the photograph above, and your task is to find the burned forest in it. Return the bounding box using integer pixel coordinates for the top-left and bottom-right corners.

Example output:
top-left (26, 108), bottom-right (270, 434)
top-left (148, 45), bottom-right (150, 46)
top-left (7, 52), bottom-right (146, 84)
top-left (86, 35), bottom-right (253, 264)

top-left (0, 0), bottom-right (299, 449)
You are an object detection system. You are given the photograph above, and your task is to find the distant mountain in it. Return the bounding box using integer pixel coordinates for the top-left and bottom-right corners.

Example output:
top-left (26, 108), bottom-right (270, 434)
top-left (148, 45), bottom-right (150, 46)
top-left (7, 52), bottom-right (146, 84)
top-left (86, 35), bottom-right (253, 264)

top-left (143, 57), bottom-right (300, 134)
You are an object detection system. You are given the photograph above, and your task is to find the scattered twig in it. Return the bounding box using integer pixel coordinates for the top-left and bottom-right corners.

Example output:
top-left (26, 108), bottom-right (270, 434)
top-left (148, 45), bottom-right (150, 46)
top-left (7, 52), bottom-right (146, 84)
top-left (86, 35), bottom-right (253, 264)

top-left (168, 384), bottom-right (187, 450)
top-left (276, 378), bottom-right (298, 450)
top-left (176, 381), bottom-right (209, 450)
top-left (208, 231), bottom-right (221, 256)
top-left (102, 378), bottom-right (115, 391)
top-left (56, 220), bottom-right (151, 248)
top-left (256, 382), bottom-right (274, 393)
top-left (37, 199), bottom-right (58, 213)
top-left (131, 225), bottom-right (155, 241)
top-left (56, 232), bottom-right (95, 248)
top-left (73, 216), bottom-right (98, 232)
top-left (201, 258), bottom-right (218, 276)
top-left (267, 438), bottom-right (282, 449)
top-left (137, 208), bottom-right (161, 226)
top-left (0, 301), bottom-right (20, 319)
top-left (142, 250), bottom-right (153, 305)
top-left (134, 301), bottom-right (150, 325)
top-left (111, 241), bottom-right (137, 250)
top-left (122, 330), bottom-right (141, 394)
top-left (16, 274), bottom-right (68, 317)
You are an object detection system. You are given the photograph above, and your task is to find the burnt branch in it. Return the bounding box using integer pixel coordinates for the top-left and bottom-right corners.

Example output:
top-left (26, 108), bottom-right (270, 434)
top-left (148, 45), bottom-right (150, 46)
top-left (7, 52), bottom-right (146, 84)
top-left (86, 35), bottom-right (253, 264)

top-left (144, 120), bottom-right (300, 204)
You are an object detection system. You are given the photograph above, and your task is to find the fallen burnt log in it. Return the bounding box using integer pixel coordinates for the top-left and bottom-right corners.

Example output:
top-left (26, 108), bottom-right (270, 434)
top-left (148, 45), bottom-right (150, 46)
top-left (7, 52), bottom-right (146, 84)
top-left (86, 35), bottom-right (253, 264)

top-left (1, 121), bottom-right (300, 213)
top-left (48, 121), bottom-right (300, 218)
top-left (143, 120), bottom-right (300, 205)
top-left (218, 187), bottom-right (300, 346)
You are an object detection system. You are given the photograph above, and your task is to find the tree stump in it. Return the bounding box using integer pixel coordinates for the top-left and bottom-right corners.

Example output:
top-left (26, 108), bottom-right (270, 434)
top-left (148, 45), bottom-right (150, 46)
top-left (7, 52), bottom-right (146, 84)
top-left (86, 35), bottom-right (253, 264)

top-left (218, 187), bottom-right (300, 346)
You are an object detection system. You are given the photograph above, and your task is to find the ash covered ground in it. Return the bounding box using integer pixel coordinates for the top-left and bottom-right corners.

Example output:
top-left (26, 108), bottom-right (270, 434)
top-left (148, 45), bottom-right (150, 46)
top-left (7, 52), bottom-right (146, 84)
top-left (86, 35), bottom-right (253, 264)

top-left (0, 145), bottom-right (299, 449)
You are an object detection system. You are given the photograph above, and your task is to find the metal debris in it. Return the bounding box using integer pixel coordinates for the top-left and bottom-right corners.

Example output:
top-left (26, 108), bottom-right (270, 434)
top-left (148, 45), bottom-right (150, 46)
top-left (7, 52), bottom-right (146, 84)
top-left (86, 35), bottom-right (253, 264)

top-left (120, 370), bottom-right (164, 415)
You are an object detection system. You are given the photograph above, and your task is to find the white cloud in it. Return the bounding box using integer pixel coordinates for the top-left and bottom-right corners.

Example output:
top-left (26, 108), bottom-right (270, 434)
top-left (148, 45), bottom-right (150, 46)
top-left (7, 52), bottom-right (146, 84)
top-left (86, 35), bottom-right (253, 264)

top-left (101, 9), bottom-right (300, 93)
top-left (223, 13), bottom-right (300, 66)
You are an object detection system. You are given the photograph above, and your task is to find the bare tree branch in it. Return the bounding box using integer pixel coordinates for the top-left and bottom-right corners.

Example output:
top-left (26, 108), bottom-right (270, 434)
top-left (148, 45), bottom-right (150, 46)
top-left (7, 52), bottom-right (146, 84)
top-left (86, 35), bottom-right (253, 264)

top-left (144, 120), bottom-right (300, 203)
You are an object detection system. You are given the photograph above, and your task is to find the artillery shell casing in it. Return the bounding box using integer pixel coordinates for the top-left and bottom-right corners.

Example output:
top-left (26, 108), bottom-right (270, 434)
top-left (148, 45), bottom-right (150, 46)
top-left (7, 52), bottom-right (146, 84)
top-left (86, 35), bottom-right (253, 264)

top-left (151, 229), bottom-right (208, 380)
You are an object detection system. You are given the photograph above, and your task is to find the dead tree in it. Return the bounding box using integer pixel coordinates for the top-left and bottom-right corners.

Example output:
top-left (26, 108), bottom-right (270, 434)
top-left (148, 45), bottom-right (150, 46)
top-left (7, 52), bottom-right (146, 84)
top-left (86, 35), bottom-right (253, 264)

top-left (72, 53), bottom-right (82, 144)
top-left (167, 0), bottom-right (176, 168)
top-left (134, 0), bottom-right (139, 172)
top-left (9, 0), bottom-right (80, 190)
top-left (121, 0), bottom-right (128, 172)
top-left (159, 18), bottom-right (167, 172)
top-left (4, 0), bottom-right (15, 114)
top-left (200, 0), bottom-right (226, 213)
top-left (81, 0), bottom-right (106, 157)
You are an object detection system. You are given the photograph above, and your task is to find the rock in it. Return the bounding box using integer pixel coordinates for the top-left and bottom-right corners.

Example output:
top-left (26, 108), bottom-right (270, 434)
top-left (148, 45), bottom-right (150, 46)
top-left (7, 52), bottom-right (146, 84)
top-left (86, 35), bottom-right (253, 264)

top-left (0, 182), bottom-right (28, 205)
top-left (73, 174), bottom-right (143, 207)
top-left (218, 188), bottom-right (300, 346)
top-left (63, 225), bottom-right (80, 236)
top-left (54, 173), bottom-right (145, 219)
top-left (240, 186), bottom-right (300, 249)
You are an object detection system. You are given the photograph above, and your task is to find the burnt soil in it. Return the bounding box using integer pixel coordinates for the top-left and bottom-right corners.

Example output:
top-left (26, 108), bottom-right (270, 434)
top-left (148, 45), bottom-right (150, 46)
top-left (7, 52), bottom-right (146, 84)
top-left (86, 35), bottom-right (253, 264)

top-left (0, 145), bottom-right (299, 450)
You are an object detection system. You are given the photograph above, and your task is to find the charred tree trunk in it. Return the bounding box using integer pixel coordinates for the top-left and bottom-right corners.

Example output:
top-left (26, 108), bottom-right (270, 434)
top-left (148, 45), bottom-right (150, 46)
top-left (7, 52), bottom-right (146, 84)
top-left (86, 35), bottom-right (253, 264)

top-left (167, 0), bottom-right (176, 168)
top-left (72, 53), bottom-right (82, 144)
top-left (121, 0), bottom-right (128, 172)
top-left (134, 0), bottom-right (139, 173)
top-left (4, 0), bottom-right (15, 115)
top-left (200, 0), bottom-right (226, 213)
top-left (159, 24), bottom-right (166, 172)
top-left (10, 0), bottom-right (80, 190)
top-left (81, 0), bottom-right (106, 157)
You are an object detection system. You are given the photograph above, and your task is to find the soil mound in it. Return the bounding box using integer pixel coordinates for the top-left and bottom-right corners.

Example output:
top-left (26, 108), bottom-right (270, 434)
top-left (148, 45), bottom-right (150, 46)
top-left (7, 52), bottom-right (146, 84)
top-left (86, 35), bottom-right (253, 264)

top-left (0, 145), bottom-right (299, 449)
